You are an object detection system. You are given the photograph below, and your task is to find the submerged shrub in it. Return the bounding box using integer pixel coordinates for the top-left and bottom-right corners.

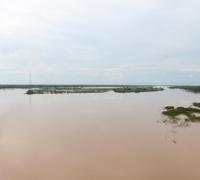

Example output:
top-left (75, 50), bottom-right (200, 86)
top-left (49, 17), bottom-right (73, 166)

top-left (162, 103), bottom-right (200, 122)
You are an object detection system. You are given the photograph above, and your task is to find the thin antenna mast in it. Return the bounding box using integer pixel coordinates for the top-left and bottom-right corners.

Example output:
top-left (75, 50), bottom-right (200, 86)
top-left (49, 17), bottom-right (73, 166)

top-left (29, 73), bottom-right (32, 88)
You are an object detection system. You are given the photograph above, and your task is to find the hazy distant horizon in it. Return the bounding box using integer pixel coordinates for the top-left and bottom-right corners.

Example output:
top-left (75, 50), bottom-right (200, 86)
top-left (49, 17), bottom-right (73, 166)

top-left (1, 0), bottom-right (200, 85)
top-left (0, 83), bottom-right (199, 87)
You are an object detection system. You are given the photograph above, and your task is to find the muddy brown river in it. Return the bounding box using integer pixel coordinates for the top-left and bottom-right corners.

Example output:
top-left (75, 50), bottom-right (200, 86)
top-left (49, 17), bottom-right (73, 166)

top-left (0, 88), bottom-right (200, 180)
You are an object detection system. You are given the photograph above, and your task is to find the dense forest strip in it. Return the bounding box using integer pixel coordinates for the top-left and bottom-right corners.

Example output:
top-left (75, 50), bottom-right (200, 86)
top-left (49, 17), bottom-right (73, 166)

top-left (170, 86), bottom-right (200, 93)
top-left (26, 87), bottom-right (164, 95)
top-left (0, 84), bottom-right (157, 89)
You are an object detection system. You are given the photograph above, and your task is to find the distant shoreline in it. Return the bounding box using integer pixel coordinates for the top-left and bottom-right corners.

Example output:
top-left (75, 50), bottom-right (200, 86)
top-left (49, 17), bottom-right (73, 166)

top-left (0, 84), bottom-right (199, 90)
top-left (25, 86), bottom-right (164, 95)
top-left (0, 84), bottom-right (163, 89)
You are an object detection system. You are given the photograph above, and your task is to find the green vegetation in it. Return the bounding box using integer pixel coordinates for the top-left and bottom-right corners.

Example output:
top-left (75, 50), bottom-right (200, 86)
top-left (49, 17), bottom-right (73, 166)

top-left (26, 88), bottom-right (67, 95)
top-left (26, 88), bottom-right (113, 95)
top-left (170, 86), bottom-right (200, 93)
top-left (26, 86), bottom-right (164, 95)
top-left (162, 103), bottom-right (200, 122)
top-left (65, 88), bottom-right (112, 93)
top-left (193, 102), bottom-right (200, 108)
top-left (164, 106), bottom-right (175, 110)
top-left (113, 87), bottom-right (164, 93)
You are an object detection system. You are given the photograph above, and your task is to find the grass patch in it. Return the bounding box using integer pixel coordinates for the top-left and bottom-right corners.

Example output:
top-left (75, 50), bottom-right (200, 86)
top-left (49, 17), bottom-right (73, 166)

top-left (164, 106), bottom-right (175, 110)
top-left (162, 103), bottom-right (200, 122)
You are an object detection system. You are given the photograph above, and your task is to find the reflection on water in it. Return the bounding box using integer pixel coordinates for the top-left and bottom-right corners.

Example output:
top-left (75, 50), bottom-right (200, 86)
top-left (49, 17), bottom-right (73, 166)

top-left (0, 88), bottom-right (200, 180)
top-left (28, 95), bottom-right (32, 108)
top-left (160, 115), bottom-right (189, 144)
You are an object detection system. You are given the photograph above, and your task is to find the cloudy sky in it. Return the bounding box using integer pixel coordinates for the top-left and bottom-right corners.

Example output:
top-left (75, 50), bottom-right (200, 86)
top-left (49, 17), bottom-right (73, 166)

top-left (0, 0), bottom-right (200, 85)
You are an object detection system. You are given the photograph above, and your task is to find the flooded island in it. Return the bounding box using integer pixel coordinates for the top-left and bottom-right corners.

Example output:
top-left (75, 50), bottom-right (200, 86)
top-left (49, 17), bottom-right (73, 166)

top-left (25, 86), bottom-right (164, 95)
top-left (162, 102), bottom-right (200, 122)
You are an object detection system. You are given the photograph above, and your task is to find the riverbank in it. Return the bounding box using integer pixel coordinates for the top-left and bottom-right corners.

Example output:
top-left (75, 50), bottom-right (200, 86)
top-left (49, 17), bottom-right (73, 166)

top-left (170, 86), bottom-right (200, 93)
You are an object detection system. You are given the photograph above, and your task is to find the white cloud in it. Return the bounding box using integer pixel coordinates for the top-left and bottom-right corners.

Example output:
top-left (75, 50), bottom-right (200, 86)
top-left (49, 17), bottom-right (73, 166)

top-left (0, 0), bottom-right (200, 84)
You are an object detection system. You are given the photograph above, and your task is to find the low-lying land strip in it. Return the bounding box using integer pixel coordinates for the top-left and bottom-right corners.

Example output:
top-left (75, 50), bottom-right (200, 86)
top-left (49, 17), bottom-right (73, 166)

top-left (162, 102), bottom-right (200, 122)
top-left (26, 86), bottom-right (164, 95)
top-left (170, 86), bottom-right (200, 93)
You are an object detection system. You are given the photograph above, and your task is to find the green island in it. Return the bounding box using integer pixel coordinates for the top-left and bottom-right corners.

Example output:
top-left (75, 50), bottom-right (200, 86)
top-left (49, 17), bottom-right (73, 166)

top-left (162, 102), bottom-right (200, 122)
top-left (26, 86), bottom-right (164, 95)
top-left (170, 86), bottom-right (200, 93)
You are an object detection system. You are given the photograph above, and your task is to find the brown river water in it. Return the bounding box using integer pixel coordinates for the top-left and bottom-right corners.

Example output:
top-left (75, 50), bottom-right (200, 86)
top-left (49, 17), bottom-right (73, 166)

top-left (0, 88), bottom-right (200, 180)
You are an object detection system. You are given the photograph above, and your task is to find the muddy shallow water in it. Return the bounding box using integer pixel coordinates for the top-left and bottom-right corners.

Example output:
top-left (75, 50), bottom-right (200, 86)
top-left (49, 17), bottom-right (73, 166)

top-left (0, 88), bottom-right (200, 180)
